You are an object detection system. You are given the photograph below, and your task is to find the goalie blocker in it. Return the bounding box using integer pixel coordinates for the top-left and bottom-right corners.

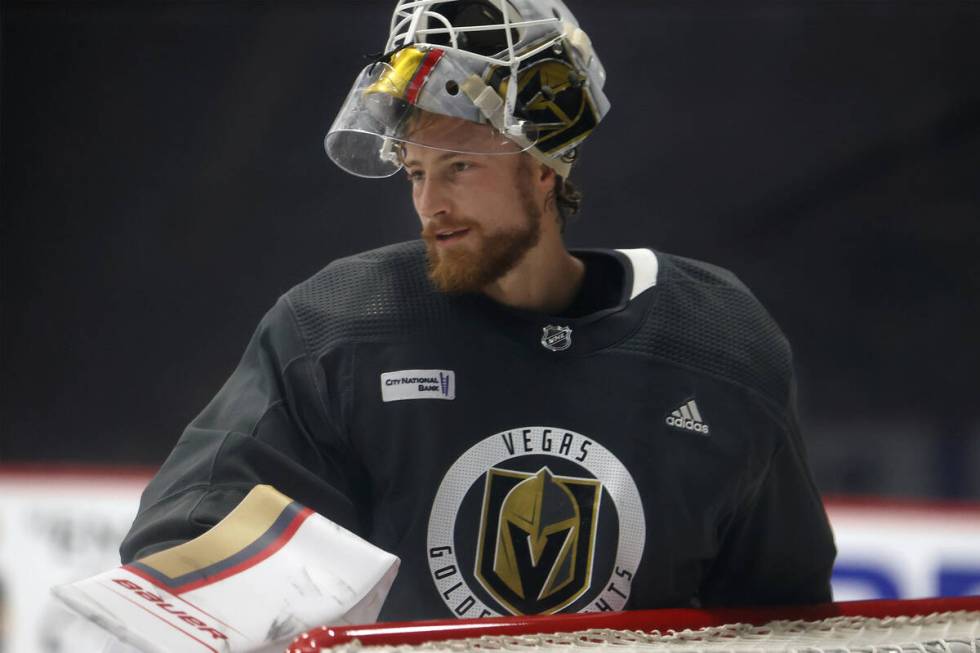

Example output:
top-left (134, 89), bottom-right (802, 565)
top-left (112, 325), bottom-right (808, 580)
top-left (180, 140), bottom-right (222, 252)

top-left (52, 486), bottom-right (400, 653)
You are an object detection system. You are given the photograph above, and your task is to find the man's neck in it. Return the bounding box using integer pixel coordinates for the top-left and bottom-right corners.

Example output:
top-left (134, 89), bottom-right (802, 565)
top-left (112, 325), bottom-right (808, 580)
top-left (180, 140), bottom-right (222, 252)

top-left (481, 231), bottom-right (585, 315)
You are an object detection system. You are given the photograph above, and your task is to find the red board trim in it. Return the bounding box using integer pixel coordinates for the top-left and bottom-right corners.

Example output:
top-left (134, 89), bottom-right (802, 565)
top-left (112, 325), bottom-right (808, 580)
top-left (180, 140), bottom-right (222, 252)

top-left (0, 463), bottom-right (155, 479)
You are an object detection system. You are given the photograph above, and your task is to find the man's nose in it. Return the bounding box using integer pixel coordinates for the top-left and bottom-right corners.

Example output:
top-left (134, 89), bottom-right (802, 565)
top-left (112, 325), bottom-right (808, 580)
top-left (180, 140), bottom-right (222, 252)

top-left (415, 176), bottom-right (452, 220)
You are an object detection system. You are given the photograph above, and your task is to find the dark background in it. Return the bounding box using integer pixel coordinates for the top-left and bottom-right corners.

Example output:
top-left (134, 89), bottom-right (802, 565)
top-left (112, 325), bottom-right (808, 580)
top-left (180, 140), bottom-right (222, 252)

top-left (2, 1), bottom-right (978, 499)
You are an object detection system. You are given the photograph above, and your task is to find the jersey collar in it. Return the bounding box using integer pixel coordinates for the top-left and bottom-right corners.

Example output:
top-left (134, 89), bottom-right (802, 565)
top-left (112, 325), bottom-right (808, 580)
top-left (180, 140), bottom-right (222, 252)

top-left (456, 248), bottom-right (661, 356)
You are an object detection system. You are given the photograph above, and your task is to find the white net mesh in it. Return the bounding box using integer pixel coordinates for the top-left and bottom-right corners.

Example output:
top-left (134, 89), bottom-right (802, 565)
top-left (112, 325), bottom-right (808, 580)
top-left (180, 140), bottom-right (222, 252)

top-left (327, 611), bottom-right (980, 653)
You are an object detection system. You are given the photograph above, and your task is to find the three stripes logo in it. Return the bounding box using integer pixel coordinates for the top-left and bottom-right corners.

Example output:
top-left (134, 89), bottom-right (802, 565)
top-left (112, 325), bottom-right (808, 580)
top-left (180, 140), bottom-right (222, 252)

top-left (665, 399), bottom-right (710, 435)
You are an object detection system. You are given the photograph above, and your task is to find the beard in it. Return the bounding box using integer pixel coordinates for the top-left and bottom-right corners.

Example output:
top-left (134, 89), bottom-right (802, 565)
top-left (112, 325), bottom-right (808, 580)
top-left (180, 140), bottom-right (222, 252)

top-left (423, 158), bottom-right (543, 294)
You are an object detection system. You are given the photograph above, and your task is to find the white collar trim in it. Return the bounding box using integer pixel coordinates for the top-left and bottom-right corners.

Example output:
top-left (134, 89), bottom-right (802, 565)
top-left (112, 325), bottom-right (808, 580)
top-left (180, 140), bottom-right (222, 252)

top-left (616, 248), bottom-right (659, 300)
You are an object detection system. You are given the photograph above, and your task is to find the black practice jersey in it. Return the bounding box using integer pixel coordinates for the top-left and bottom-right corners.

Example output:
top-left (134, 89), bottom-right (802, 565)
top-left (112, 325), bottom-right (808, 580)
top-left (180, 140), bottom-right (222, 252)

top-left (121, 241), bottom-right (835, 621)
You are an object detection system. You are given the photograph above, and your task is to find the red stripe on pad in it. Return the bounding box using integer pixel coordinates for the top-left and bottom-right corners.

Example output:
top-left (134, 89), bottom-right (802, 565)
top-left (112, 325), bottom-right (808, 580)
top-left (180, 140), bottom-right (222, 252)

top-left (126, 506), bottom-right (315, 595)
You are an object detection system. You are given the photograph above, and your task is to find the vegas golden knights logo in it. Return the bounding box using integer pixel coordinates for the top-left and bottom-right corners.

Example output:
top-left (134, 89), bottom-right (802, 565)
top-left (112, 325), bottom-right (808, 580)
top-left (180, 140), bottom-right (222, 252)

top-left (474, 467), bottom-right (601, 615)
top-left (489, 49), bottom-right (600, 157)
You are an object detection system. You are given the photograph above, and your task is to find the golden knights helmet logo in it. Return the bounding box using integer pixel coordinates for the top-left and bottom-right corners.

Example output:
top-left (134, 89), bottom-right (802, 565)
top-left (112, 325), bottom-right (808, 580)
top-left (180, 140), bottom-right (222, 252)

top-left (475, 467), bottom-right (601, 615)
top-left (489, 46), bottom-right (601, 161)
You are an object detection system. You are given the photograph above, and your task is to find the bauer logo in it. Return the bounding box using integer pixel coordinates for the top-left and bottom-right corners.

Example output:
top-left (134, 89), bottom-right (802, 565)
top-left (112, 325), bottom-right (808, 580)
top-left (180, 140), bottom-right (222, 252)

top-left (427, 427), bottom-right (645, 618)
top-left (381, 370), bottom-right (455, 402)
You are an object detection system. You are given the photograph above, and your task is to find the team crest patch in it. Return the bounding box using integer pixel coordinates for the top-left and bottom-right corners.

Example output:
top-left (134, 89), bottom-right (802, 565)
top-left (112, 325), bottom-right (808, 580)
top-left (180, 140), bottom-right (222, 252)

top-left (475, 467), bottom-right (601, 615)
top-left (541, 325), bottom-right (572, 352)
top-left (427, 427), bottom-right (645, 618)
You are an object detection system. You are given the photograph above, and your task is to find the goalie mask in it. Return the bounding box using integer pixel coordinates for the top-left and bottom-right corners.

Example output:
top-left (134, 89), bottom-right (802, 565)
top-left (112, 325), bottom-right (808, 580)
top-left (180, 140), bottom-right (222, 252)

top-left (325, 0), bottom-right (610, 179)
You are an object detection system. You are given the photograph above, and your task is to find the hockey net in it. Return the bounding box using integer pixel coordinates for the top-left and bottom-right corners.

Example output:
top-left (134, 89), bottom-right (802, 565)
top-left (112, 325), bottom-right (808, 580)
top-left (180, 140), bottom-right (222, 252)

top-left (288, 596), bottom-right (980, 653)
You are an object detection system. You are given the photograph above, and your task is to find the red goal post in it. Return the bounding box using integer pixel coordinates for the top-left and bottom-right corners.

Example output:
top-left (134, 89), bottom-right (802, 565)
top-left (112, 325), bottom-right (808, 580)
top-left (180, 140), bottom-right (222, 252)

top-left (288, 596), bottom-right (980, 653)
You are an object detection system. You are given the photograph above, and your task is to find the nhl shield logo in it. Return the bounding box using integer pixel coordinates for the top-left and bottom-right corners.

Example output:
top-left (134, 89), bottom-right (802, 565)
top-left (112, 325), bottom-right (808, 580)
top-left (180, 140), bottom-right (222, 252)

top-left (474, 466), bottom-right (601, 615)
top-left (541, 325), bottom-right (572, 352)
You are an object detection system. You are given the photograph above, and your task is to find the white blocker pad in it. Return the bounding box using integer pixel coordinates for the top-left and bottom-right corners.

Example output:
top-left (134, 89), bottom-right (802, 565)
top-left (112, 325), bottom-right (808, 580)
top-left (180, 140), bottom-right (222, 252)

top-left (52, 485), bottom-right (400, 653)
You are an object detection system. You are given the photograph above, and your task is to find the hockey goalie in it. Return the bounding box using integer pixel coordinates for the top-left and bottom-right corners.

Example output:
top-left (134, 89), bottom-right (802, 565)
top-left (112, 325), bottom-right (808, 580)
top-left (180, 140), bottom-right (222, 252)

top-left (54, 0), bottom-right (839, 649)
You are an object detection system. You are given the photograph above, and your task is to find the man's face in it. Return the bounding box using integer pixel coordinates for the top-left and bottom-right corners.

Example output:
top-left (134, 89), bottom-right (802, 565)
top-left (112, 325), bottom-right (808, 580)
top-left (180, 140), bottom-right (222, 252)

top-left (401, 115), bottom-right (545, 294)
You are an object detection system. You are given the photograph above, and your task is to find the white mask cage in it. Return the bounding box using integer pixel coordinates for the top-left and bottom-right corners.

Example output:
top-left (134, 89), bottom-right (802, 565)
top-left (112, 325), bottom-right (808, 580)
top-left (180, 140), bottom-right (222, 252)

top-left (386, 0), bottom-right (565, 69)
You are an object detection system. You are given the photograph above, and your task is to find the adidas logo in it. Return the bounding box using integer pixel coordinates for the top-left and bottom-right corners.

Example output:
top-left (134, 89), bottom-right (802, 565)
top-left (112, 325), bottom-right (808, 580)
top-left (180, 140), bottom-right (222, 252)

top-left (665, 399), bottom-right (710, 435)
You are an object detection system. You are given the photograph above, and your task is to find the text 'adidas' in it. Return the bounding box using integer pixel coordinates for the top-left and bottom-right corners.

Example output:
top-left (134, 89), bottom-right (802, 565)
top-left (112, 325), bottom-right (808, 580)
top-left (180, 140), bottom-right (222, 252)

top-left (666, 399), bottom-right (710, 435)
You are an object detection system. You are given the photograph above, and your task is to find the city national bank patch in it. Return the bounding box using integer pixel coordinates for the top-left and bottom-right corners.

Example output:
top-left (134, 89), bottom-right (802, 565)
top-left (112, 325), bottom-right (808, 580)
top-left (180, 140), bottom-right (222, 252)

top-left (381, 369), bottom-right (455, 402)
top-left (427, 427), bottom-right (645, 618)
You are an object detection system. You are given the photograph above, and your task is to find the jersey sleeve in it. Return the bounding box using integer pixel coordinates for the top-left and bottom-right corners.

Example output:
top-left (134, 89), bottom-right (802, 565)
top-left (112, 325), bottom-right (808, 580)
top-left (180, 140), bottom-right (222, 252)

top-left (120, 297), bottom-right (366, 563)
top-left (699, 382), bottom-right (837, 607)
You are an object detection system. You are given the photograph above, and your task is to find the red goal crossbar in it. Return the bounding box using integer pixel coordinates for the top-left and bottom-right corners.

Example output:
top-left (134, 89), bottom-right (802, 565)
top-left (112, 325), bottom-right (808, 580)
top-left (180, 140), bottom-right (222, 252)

top-left (288, 595), bottom-right (980, 652)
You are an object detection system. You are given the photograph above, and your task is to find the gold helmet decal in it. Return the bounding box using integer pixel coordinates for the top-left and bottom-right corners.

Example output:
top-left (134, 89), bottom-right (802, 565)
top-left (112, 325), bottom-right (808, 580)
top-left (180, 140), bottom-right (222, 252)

top-left (365, 46), bottom-right (446, 105)
top-left (493, 49), bottom-right (600, 157)
top-left (475, 466), bottom-right (602, 615)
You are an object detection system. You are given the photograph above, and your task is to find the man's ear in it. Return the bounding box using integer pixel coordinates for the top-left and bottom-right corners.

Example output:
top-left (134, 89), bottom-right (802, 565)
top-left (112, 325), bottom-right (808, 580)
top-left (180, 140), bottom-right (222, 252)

top-left (537, 161), bottom-right (555, 192)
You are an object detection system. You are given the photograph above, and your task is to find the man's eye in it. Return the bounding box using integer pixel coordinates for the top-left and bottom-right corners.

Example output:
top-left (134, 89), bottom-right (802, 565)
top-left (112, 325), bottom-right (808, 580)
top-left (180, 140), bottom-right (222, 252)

top-left (451, 161), bottom-right (472, 173)
top-left (405, 170), bottom-right (424, 183)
